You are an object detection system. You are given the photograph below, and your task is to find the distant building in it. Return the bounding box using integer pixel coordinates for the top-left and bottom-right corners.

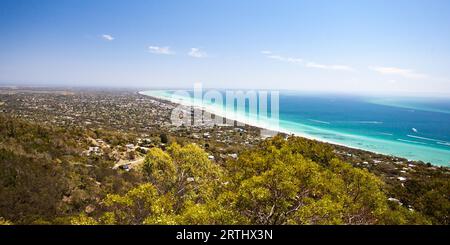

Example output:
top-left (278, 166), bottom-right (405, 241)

top-left (228, 153), bottom-right (238, 159)
top-left (120, 164), bottom-right (130, 171)
top-left (397, 176), bottom-right (407, 181)
top-left (89, 146), bottom-right (99, 152)
top-left (86, 146), bottom-right (100, 156)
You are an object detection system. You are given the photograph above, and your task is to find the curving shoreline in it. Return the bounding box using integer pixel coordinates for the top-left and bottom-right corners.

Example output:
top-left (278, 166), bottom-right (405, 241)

top-left (139, 90), bottom-right (450, 166)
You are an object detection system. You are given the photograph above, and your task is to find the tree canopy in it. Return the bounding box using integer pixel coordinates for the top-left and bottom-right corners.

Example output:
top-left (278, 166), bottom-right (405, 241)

top-left (69, 136), bottom-right (428, 225)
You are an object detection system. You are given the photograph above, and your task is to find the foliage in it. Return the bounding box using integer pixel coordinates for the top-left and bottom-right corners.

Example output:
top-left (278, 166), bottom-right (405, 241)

top-left (0, 217), bottom-right (13, 225)
top-left (160, 133), bottom-right (169, 144)
top-left (0, 115), bottom-right (444, 225)
top-left (390, 174), bottom-right (449, 224)
top-left (221, 137), bottom-right (391, 224)
top-left (83, 136), bottom-right (427, 224)
top-left (0, 115), bottom-right (143, 224)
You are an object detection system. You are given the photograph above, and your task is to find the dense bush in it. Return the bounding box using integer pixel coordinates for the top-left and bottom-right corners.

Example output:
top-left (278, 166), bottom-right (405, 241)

top-left (0, 115), bottom-right (143, 224)
top-left (0, 115), bottom-right (444, 225)
top-left (71, 137), bottom-right (429, 224)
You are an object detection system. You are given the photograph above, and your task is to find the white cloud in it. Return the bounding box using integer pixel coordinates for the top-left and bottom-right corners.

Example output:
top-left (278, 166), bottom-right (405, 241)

top-left (262, 51), bottom-right (353, 71)
top-left (267, 55), bottom-right (303, 64)
top-left (148, 46), bottom-right (174, 55)
top-left (306, 62), bottom-right (354, 71)
top-left (188, 48), bottom-right (207, 58)
top-left (101, 34), bottom-right (114, 41)
top-left (369, 66), bottom-right (428, 80)
top-left (266, 55), bottom-right (285, 61)
top-left (261, 51), bottom-right (303, 64)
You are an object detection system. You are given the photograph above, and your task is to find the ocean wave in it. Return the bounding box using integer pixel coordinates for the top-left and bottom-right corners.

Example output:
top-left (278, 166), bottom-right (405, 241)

top-left (379, 132), bottom-right (393, 136)
top-left (337, 120), bottom-right (383, 124)
top-left (407, 134), bottom-right (448, 144)
top-left (353, 121), bottom-right (383, 124)
top-left (308, 119), bottom-right (331, 124)
top-left (397, 139), bottom-right (428, 145)
top-left (437, 142), bottom-right (450, 146)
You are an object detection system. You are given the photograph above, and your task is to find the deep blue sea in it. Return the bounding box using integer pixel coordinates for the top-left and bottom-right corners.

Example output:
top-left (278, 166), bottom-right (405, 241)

top-left (141, 90), bottom-right (450, 166)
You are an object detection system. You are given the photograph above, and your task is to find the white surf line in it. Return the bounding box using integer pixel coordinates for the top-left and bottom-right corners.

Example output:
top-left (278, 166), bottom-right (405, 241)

top-left (354, 121), bottom-right (383, 124)
top-left (407, 134), bottom-right (449, 144)
top-left (397, 139), bottom-right (429, 145)
top-left (335, 120), bottom-right (383, 124)
top-left (379, 132), bottom-right (393, 136)
top-left (308, 119), bottom-right (331, 124)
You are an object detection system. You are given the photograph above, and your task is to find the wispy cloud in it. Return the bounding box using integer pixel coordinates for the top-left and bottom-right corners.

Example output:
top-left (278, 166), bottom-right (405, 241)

top-left (267, 55), bottom-right (303, 64)
top-left (262, 50), bottom-right (353, 71)
top-left (188, 48), bottom-right (207, 58)
top-left (101, 34), bottom-right (114, 41)
top-left (369, 66), bottom-right (428, 79)
top-left (261, 51), bottom-right (303, 64)
top-left (148, 46), bottom-right (174, 55)
top-left (306, 62), bottom-right (354, 71)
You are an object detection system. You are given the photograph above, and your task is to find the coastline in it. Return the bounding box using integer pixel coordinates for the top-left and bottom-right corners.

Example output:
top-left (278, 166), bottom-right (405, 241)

top-left (138, 90), bottom-right (371, 147)
top-left (138, 90), bottom-right (450, 166)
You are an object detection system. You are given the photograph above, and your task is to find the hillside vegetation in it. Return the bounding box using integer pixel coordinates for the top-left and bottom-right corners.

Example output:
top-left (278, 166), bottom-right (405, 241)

top-left (0, 114), bottom-right (447, 224)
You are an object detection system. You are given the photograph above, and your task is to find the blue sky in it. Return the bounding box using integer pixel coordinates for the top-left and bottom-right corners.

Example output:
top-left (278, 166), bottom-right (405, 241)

top-left (1, 0), bottom-right (450, 95)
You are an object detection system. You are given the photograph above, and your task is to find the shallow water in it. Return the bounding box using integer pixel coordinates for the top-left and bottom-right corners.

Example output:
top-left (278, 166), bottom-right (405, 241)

top-left (141, 90), bottom-right (450, 166)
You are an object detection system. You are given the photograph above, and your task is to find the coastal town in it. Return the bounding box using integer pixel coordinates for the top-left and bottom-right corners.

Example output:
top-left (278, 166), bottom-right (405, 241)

top-left (0, 87), bottom-right (262, 168)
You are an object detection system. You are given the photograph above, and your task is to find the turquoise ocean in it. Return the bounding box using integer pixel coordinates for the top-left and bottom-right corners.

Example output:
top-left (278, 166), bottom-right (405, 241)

top-left (141, 90), bottom-right (450, 166)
